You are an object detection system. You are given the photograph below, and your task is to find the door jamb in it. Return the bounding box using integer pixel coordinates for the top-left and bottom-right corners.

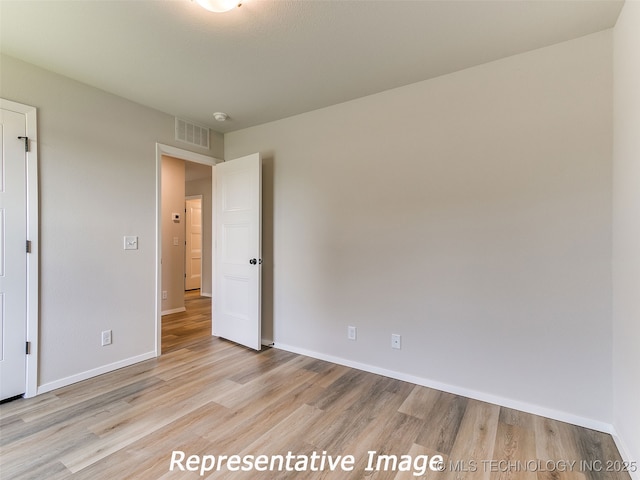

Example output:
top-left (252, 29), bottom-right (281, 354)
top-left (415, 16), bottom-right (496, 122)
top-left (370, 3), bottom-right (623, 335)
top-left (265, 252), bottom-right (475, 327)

top-left (1, 99), bottom-right (39, 398)
top-left (155, 143), bottom-right (218, 356)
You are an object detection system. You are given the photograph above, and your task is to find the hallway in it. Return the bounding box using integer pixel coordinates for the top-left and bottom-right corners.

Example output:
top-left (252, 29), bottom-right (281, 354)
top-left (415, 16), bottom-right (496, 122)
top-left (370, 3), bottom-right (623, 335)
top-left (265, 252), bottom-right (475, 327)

top-left (161, 290), bottom-right (212, 354)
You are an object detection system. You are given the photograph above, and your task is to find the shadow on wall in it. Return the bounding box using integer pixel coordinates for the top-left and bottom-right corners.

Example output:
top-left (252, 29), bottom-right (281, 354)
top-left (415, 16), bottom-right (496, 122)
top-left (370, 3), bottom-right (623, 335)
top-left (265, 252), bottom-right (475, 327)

top-left (261, 154), bottom-right (275, 344)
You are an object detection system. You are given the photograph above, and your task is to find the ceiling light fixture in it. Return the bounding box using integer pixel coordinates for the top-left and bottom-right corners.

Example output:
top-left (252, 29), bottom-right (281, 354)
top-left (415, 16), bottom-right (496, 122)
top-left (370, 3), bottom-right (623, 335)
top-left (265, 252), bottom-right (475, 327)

top-left (213, 112), bottom-right (229, 122)
top-left (194, 0), bottom-right (241, 13)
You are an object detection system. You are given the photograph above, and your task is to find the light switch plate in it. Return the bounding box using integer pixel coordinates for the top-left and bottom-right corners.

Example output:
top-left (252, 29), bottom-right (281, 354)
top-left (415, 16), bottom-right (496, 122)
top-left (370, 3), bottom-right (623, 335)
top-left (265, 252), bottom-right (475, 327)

top-left (124, 236), bottom-right (138, 250)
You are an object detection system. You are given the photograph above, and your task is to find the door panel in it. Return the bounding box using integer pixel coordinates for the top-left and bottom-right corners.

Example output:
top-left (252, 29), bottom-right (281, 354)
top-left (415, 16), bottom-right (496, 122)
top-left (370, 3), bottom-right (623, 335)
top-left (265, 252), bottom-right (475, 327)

top-left (214, 153), bottom-right (261, 350)
top-left (0, 108), bottom-right (27, 400)
top-left (185, 198), bottom-right (202, 291)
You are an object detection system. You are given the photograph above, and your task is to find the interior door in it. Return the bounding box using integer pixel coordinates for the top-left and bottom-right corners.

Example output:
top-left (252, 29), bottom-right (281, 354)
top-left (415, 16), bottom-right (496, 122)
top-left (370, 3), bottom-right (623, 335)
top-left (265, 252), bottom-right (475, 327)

top-left (0, 107), bottom-right (28, 400)
top-left (185, 197), bottom-right (202, 291)
top-left (214, 153), bottom-right (262, 350)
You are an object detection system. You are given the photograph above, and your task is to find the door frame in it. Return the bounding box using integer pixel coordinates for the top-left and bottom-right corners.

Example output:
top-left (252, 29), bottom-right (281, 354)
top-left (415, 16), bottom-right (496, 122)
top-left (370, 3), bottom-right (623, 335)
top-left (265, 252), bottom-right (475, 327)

top-left (184, 195), bottom-right (203, 291)
top-left (0, 99), bottom-right (39, 398)
top-left (155, 143), bottom-right (219, 356)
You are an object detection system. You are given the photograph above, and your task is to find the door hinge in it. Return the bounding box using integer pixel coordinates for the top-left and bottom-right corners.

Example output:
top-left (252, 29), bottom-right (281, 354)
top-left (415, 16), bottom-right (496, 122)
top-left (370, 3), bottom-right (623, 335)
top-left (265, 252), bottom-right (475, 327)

top-left (17, 136), bottom-right (30, 152)
top-left (26, 342), bottom-right (31, 355)
top-left (26, 240), bottom-right (32, 253)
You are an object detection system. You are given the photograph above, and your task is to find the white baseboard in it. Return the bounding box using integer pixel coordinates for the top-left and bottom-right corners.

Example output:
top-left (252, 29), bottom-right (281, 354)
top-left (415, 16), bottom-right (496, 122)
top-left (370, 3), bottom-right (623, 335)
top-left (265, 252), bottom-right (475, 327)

top-left (36, 351), bottom-right (157, 395)
top-left (200, 291), bottom-right (212, 298)
top-left (273, 342), bottom-right (613, 434)
top-left (161, 307), bottom-right (186, 316)
top-left (611, 429), bottom-right (640, 480)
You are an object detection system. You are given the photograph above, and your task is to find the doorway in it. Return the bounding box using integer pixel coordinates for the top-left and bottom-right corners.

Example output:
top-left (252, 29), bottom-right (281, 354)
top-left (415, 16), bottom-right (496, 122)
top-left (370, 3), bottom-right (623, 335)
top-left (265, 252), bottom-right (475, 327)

top-left (155, 143), bottom-right (218, 356)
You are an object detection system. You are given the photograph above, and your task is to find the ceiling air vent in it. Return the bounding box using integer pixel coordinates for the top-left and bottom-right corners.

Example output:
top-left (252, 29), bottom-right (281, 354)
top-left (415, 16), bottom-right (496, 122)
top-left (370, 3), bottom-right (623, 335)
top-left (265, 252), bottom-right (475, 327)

top-left (175, 118), bottom-right (210, 149)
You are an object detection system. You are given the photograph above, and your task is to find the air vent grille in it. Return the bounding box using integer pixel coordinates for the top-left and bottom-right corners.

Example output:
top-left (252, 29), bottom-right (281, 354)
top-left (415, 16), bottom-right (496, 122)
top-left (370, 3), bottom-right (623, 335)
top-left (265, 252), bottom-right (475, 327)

top-left (175, 118), bottom-right (210, 149)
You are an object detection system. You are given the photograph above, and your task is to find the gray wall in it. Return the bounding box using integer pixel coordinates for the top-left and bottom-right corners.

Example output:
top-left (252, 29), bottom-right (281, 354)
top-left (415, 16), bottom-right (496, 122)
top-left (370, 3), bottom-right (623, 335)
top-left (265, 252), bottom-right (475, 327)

top-left (612, 0), bottom-right (640, 468)
top-left (226, 31), bottom-right (613, 427)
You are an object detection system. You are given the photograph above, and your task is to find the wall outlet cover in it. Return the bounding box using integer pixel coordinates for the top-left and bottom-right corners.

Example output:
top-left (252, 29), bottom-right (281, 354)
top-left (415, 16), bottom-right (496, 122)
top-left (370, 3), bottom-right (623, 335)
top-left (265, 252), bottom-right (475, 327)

top-left (347, 326), bottom-right (357, 341)
top-left (101, 330), bottom-right (112, 346)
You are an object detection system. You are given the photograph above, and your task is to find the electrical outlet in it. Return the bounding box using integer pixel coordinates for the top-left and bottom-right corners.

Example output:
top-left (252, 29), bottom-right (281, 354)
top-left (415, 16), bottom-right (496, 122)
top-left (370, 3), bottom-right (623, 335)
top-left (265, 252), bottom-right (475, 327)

top-left (101, 330), bottom-right (112, 346)
top-left (347, 326), bottom-right (357, 341)
top-left (391, 334), bottom-right (401, 349)
top-left (162, 291), bottom-right (168, 300)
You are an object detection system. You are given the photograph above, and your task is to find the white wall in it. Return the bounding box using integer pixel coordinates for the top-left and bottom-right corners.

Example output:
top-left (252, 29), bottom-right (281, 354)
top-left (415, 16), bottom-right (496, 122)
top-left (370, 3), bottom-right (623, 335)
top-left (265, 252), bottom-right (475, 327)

top-left (0, 54), bottom-right (222, 389)
top-left (161, 155), bottom-right (186, 313)
top-left (612, 0), bottom-right (640, 468)
top-left (225, 31), bottom-right (613, 427)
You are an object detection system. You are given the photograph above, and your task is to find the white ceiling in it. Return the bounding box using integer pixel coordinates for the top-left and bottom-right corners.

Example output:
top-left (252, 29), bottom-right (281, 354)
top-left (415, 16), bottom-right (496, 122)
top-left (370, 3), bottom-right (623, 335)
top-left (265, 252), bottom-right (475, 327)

top-left (0, 0), bottom-right (624, 133)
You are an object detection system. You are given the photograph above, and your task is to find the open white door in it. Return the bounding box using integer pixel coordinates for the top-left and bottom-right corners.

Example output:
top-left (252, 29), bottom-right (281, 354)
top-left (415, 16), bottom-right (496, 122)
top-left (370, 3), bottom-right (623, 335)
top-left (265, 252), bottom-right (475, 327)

top-left (214, 153), bottom-right (261, 350)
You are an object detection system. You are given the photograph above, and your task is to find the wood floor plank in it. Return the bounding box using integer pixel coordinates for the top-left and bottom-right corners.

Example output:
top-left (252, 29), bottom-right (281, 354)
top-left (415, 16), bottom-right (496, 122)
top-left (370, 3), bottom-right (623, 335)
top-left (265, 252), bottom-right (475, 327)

top-left (348, 411), bottom-right (428, 478)
top-left (305, 375), bottom-right (400, 452)
top-left (415, 390), bottom-right (469, 456)
top-left (398, 385), bottom-right (441, 420)
top-left (77, 402), bottom-right (229, 480)
top-left (443, 399), bottom-right (501, 480)
top-left (201, 379), bottom-right (325, 453)
top-left (571, 424), bottom-right (634, 480)
top-left (489, 417), bottom-right (537, 480)
top-left (392, 443), bottom-right (448, 480)
top-left (534, 417), bottom-right (588, 480)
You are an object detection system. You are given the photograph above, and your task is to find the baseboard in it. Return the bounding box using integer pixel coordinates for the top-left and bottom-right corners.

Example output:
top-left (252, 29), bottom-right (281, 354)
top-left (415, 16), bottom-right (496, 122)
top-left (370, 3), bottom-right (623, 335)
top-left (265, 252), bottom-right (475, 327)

top-left (273, 342), bottom-right (613, 434)
top-left (36, 351), bottom-right (157, 395)
top-left (611, 429), bottom-right (640, 480)
top-left (161, 307), bottom-right (186, 316)
top-left (201, 291), bottom-right (212, 298)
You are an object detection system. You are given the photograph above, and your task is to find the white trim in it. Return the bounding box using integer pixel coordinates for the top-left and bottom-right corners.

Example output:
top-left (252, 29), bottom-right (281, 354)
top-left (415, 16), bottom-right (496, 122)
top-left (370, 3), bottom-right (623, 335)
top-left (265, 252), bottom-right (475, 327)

top-left (36, 351), bottom-right (156, 395)
top-left (161, 307), bottom-right (187, 316)
top-left (273, 342), bottom-right (614, 435)
top-left (157, 144), bottom-right (217, 165)
top-left (611, 429), bottom-right (640, 480)
top-left (155, 143), bottom-right (219, 357)
top-left (1, 99), bottom-right (39, 398)
top-left (200, 291), bottom-right (212, 298)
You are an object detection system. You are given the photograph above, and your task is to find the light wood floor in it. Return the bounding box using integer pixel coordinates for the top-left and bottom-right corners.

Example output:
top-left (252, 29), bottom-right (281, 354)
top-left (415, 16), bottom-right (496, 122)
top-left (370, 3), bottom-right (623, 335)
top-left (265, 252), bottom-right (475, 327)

top-left (0, 294), bottom-right (630, 480)
top-left (162, 289), bottom-right (213, 354)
